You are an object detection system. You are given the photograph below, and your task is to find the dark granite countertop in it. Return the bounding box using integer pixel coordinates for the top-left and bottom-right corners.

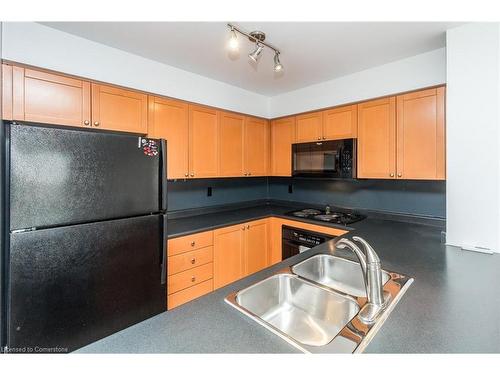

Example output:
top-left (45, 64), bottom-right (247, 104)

top-left (77, 202), bottom-right (500, 353)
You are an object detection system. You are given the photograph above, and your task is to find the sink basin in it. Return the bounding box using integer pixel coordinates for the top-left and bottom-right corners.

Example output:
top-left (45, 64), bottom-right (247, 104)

top-left (234, 274), bottom-right (359, 346)
top-left (292, 254), bottom-right (390, 297)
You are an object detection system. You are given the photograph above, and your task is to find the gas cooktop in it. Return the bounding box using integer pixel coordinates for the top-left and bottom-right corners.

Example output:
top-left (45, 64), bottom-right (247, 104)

top-left (285, 208), bottom-right (366, 225)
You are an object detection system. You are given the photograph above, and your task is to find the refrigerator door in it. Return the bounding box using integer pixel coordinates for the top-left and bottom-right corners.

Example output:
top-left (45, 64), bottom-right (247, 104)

top-left (7, 214), bottom-right (166, 352)
top-left (8, 122), bottom-right (163, 231)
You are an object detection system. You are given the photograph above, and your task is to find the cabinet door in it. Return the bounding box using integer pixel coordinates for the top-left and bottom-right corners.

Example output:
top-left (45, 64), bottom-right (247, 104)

top-left (396, 87), bottom-right (445, 180)
top-left (219, 111), bottom-right (244, 177)
top-left (148, 96), bottom-right (189, 179)
top-left (2, 64), bottom-right (13, 120)
top-left (323, 105), bottom-right (358, 140)
top-left (91, 83), bottom-right (148, 134)
top-left (271, 116), bottom-right (295, 176)
top-left (244, 117), bottom-right (269, 176)
top-left (357, 97), bottom-right (396, 179)
top-left (213, 224), bottom-right (244, 289)
top-left (295, 112), bottom-right (322, 142)
top-left (244, 219), bottom-right (269, 276)
top-left (189, 105), bottom-right (219, 178)
top-left (10, 66), bottom-right (91, 127)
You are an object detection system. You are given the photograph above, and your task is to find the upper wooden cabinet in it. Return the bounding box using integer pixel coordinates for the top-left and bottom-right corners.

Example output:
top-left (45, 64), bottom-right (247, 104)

top-left (4, 65), bottom-right (91, 127)
top-left (91, 83), bottom-right (148, 134)
top-left (358, 87), bottom-right (446, 180)
top-left (396, 87), bottom-right (445, 180)
top-left (295, 105), bottom-right (358, 143)
top-left (218, 111), bottom-right (245, 177)
top-left (244, 117), bottom-right (269, 176)
top-left (323, 105), bottom-right (357, 140)
top-left (148, 96), bottom-right (189, 179)
top-left (271, 116), bottom-right (296, 176)
top-left (295, 112), bottom-right (322, 142)
top-left (357, 97), bottom-right (397, 179)
top-left (189, 104), bottom-right (219, 178)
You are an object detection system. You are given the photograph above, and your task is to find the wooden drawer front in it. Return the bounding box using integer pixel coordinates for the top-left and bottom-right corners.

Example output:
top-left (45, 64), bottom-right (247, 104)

top-left (168, 246), bottom-right (213, 275)
top-left (167, 262), bottom-right (213, 295)
top-left (168, 231), bottom-right (213, 256)
top-left (168, 279), bottom-right (213, 309)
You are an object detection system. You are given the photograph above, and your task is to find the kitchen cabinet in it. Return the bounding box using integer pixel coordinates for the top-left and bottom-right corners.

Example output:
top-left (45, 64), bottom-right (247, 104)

top-left (218, 111), bottom-right (245, 177)
top-left (295, 112), bottom-right (323, 142)
top-left (2, 64), bottom-right (13, 120)
top-left (167, 230), bottom-right (214, 309)
top-left (244, 117), bottom-right (269, 176)
top-left (148, 96), bottom-right (189, 179)
top-left (91, 83), bottom-right (148, 134)
top-left (189, 104), bottom-right (219, 178)
top-left (357, 87), bottom-right (445, 180)
top-left (244, 219), bottom-right (270, 276)
top-left (323, 105), bottom-right (357, 140)
top-left (396, 87), bottom-right (445, 180)
top-left (357, 97), bottom-right (397, 179)
top-left (270, 116), bottom-right (296, 176)
top-left (213, 224), bottom-right (245, 289)
top-left (5, 65), bottom-right (91, 127)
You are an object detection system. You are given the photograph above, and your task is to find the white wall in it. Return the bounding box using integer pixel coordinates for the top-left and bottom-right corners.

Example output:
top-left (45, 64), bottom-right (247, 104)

top-left (0, 22), bottom-right (270, 118)
top-left (269, 48), bottom-right (446, 118)
top-left (446, 23), bottom-right (500, 253)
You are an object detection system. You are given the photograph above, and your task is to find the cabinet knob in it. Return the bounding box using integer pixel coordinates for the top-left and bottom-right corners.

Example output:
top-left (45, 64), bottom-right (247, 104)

top-left (390, 173), bottom-right (395, 177)
top-left (317, 137), bottom-right (321, 140)
top-left (322, 136), bottom-right (326, 140)
top-left (191, 276), bottom-right (196, 282)
top-left (190, 241), bottom-right (195, 247)
top-left (190, 173), bottom-right (194, 177)
top-left (184, 173), bottom-right (189, 177)
top-left (244, 172), bottom-right (248, 176)
top-left (242, 226), bottom-right (246, 230)
top-left (397, 173), bottom-right (402, 178)
top-left (93, 121), bottom-right (100, 127)
top-left (246, 225), bottom-right (250, 229)
top-left (83, 120), bottom-right (90, 126)
top-left (248, 172), bottom-right (251, 176)
top-left (191, 258), bottom-right (196, 264)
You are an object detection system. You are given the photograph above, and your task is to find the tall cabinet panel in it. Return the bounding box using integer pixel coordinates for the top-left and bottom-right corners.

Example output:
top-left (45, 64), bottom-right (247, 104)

top-left (148, 96), bottom-right (189, 179)
top-left (218, 111), bottom-right (244, 177)
top-left (189, 105), bottom-right (219, 178)
top-left (271, 116), bottom-right (295, 176)
top-left (357, 97), bottom-right (397, 179)
top-left (244, 117), bottom-right (269, 176)
top-left (396, 87), bottom-right (445, 180)
top-left (213, 224), bottom-right (244, 289)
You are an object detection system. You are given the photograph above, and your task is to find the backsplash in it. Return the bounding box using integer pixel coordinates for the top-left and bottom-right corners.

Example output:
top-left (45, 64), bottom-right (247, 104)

top-left (167, 177), bottom-right (269, 211)
top-left (268, 177), bottom-right (446, 218)
top-left (168, 177), bottom-right (446, 218)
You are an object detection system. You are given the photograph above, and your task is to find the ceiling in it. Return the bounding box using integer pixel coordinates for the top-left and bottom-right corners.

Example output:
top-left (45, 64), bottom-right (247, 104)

top-left (41, 22), bottom-right (461, 96)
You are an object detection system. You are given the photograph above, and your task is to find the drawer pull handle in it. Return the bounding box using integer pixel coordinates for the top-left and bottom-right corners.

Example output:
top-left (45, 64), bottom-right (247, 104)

top-left (191, 258), bottom-right (196, 264)
top-left (191, 276), bottom-right (196, 282)
top-left (191, 241), bottom-right (195, 247)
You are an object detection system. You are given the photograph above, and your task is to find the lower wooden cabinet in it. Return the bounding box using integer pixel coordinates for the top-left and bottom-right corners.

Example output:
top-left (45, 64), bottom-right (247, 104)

top-left (243, 219), bottom-right (270, 276)
top-left (166, 230), bottom-right (214, 309)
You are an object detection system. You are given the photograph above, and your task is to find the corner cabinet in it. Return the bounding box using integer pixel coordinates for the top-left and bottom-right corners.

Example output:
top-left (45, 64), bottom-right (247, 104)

top-left (270, 116), bottom-right (296, 176)
top-left (148, 96), bottom-right (189, 179)
top-left (357, 87), bottom-right (445, 180)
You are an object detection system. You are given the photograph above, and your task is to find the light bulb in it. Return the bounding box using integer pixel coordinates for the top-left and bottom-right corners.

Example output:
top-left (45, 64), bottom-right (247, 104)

top-left (273, 52), bottom-right (283, 72)
top-left (248, 43), bottom-right (264, 62)
top-left (228, 29), bottom-right (239, 51)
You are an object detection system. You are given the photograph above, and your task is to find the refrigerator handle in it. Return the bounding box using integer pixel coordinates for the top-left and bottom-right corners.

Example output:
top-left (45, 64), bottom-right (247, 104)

top-left (160, 139), bottom-right (167, 211)
top-left (160, 214), bottom-right (167, 285)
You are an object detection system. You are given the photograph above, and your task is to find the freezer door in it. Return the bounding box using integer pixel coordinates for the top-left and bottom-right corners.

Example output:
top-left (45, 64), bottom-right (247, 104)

top-left (7, 215), bottom-right (166, 352)
top-left (8, 123), bottom-right (162, 230)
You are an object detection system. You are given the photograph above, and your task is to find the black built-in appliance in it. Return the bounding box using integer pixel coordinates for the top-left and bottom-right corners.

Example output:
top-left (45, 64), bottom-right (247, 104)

top-left (282, 226), bottom-right (334, 260)
top-left (292, 139), bottom-right (356, 178)
top-left (1, 121), bottom-right (167, 352)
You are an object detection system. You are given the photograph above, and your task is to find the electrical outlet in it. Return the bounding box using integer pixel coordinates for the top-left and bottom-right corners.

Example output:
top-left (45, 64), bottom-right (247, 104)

top-left (207, 187), bottom-right (212, 197)
top-left (288, 184), bottom-right (293, 194)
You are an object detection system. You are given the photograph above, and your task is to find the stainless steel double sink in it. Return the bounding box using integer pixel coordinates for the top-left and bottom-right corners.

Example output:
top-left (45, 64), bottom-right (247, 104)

top-left (225, 253), bottom-right (413, 353)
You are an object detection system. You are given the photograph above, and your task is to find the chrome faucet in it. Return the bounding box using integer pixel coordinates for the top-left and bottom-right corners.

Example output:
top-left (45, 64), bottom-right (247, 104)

top-left (336, 236), bottom-right (389, 324)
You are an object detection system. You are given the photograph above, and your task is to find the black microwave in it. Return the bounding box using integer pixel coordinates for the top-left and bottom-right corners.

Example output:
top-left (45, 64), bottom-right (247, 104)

top-left (292, 139), bottom-right (356, 178)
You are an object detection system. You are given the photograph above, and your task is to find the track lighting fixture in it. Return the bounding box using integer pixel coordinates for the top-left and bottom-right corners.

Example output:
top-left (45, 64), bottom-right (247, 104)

top-left (227, 23), bottom-right (284, 72)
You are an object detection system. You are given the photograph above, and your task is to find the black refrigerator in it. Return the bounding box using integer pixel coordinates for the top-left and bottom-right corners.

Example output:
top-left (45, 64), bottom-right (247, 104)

top-left (0, 121), bottom-right (167, 353)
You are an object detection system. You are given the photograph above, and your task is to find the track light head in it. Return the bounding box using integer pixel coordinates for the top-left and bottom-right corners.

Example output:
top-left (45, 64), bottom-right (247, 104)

top-left (273, 52), bottom-right (284, 72)
top-left (228, 28), bottom-right (239, 51)
top-left (248, 43), bottom-right (264, 63)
